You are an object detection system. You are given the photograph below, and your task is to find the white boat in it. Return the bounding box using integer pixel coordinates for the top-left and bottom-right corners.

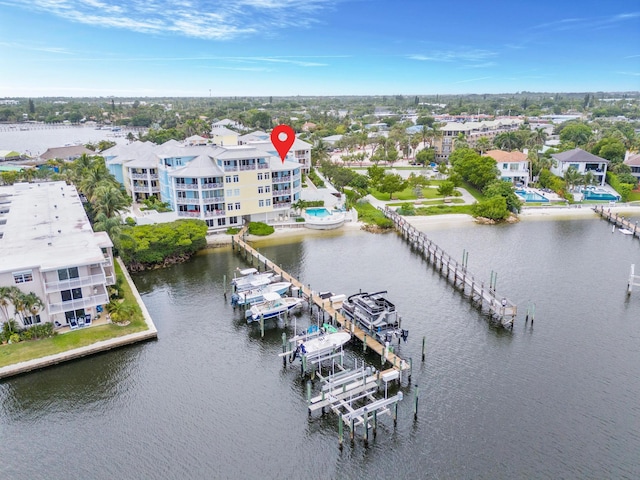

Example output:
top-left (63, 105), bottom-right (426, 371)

top-left (246, 292), bottom-right (303, 323)
top-left (341, 291), bottom-right (408, 343)
top-left (231, 281), bottom-right (292, 306)
top-left (619, 228), bottom-right (634, 235)
top-left (294, 329), bottom-right (351, 358)
top-left (231, 267), bottom-right (276, 292)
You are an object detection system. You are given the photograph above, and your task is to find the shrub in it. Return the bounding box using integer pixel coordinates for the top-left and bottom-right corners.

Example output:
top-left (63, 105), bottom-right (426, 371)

top-left (247, 222), bottom-right (275, 236)
top-left (225, 227), bottom-right (241, 235)
top-left (295, 217), bottom-right (305, 222)
top-left (9, 333), bottom-right (20, 344)
top-left (472, 196), bottom-right (510, 221)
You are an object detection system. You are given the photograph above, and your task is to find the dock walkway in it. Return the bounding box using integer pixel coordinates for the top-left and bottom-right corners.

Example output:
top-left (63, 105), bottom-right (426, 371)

top-left (383, 207), bottom-right (517, 324)
top-left (232, 228), bottom-right (410, 374)
top-left (593, 205), bottom-right (640, 240)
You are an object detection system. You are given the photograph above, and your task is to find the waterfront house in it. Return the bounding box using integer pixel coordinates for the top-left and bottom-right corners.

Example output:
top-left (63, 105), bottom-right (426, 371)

top-left (624, 152), bottom-right (640, 183)
top-left (484, 150), bottom-right (530, 187)
top-left (39, 145), bottom-right (93, 162)
top-left (550, 148), bottom-right (608, 186)
top-left (0, 181), bottom-right (115, 329)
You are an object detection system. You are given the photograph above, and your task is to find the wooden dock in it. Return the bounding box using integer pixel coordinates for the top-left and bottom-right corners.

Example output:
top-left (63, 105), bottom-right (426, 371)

top-left (232, 227), bottom-right (410, 374)
top-left (383, 207), bottom-right (518, 325)
top-left (593, 205), bottom-right (640, 239)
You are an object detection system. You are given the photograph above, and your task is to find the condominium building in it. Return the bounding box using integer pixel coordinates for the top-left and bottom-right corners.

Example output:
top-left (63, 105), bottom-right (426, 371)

top-left (433, 118), bottom-right (524, 162)
top-left (0, 181), bottom-right (115, 329)
top-left (104, 139), bottom-right (303, 230)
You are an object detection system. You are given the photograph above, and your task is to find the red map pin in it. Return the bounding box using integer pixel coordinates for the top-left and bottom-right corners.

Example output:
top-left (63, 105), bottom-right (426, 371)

top-left (270, 124), bottom-right (295, 163)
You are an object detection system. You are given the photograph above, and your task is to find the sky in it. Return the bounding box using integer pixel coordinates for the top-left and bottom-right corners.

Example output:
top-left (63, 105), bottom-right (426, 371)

top-left (0, 0), bottom-right (639, 97)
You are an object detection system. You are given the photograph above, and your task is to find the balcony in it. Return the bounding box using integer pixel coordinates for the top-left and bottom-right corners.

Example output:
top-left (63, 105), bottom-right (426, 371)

top-left (273, 175), bottom-right (291, 183)
top-left (201, 182), bottom-right (224, 189)
top-left (174, 183), bottom-right (199, 190)
top-left (224, 166), bottom-right (239, 172)
top-left (44, 273), bottom-right (108, 293)
top-left (177, 211), bottom-right (202, 218)
top-left (204, 210), bottom-right (226, 217)
top-left (240, 165), bottom-right (256, 171)
top-left (176, 197), bottom-right (201, 205)
top-left (273, 202), bottom-right (291, 209)
top-left (131, 173), bottom-right (159, 180)
top-left (48, 293), bottom-right (110, 315)
top-left (202, 197), bottom-right (224, 204)
top-left (257, 163), bottom-right (269, 170)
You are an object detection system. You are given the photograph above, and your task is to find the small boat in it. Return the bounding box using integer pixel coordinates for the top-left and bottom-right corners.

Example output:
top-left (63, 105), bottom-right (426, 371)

top-left (231, 281), bottom-right (292, 306)
top-left (341, 291), bottom-right (408, 343)
top-left (292, 328), bottom-right (351, 359)
top-left (231, 267), bottom-right (276, 292)
top-left (619, 228), bottom-right (634, 235)
top-left (246, 292), bottom-right (303, 323)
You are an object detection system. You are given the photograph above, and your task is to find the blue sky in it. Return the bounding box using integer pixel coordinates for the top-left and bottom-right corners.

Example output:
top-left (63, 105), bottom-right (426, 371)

top-left (1, 0), bottom-right (639, 97)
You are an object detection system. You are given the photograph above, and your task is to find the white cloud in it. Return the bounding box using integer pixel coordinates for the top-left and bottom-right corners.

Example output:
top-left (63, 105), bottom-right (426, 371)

top-left (2, 0), bottom-right (340, 40)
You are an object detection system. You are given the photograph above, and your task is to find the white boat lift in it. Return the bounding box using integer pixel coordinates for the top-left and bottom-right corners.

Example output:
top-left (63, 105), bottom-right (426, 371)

top-left (628, 264), bottom-right (640, 295)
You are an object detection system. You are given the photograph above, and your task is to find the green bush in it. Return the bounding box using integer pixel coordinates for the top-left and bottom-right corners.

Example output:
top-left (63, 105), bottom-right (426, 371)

top-left (225, 227), bottom-right (241, 235)
top-left (295, 217), bottom-right (305, 222)
top-left (247, 222), bottom-right (275, 236)
top-left (472, 196), bottom-right (510, 221)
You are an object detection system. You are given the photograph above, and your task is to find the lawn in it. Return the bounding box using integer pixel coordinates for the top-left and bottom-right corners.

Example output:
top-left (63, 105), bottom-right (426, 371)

top-left (370, 182), bottom-right (450, 201)
top-left (0, 260), bottom-right (149, 369)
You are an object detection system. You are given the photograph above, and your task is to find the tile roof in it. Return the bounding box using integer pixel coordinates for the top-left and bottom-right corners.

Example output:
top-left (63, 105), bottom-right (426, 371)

top-left (485, 150), bottom-right (528, 162)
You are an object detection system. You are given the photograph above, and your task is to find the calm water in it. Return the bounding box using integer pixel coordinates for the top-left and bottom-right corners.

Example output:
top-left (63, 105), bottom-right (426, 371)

top-left (1, 215), bottom-right (640, 479)
top-left (0, 125), bottom-right (134, 156)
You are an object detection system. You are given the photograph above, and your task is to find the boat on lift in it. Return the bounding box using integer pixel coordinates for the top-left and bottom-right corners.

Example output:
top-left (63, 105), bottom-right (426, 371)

top-left (341, 291), bottom-right (408, 343)
top-left (246, 292), bottom-right (303, 323)
top-left (231, 267), bottom-right (277, 292)
top-left (231, 281), bottom-right (292, 306)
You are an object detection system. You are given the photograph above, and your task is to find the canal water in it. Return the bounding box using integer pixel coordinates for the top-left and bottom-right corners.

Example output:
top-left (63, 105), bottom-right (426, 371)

top-left (1, 215), bottom-right (639, 479)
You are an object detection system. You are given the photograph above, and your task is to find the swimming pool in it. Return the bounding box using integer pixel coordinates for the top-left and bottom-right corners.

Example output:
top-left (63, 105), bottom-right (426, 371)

top-left (582, 190), bottom-right (620, 201)
top-left (305, 207), bottom-right (331, 217)
top-left (515, 190), bottom-right (549, 203)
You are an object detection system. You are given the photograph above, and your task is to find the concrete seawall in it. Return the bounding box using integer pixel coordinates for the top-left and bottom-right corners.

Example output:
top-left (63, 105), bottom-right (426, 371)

top-left (0, 258), bottom-right (158, 380)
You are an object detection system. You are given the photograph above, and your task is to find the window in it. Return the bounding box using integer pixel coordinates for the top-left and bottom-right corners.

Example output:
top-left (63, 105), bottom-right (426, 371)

top-left (61, 288), bottom-right (83, 302)
top-left (217, 218), bottom-right (226, 226)
top-left (257, 173), bottom-right (263, 180)
top-left (258, 186), bottom-right (264, 194)
top-left (226, 189), bottom-right (233, 197)
top-left (265, 186), bottom-right (271, 193)
top-left (234, 189), bottom-right (240, 196)
top-left (235, 202), bottom-right (241, 210)
top-left (178, 191), bottom-right (186, 198)
top-left (13, 270), bottom-right (33, 284)
top-left (503, 163), bottom-right (508, 170)
top-left (58, 267), bottom-right (79, 281)
top-left (233, 175), bottom-right (239, 183)
top-left (229, 216), bottom-right (238, 224)
top-left (266, 199), bottom-right (271, 206)
top-left (259, 200), bottom-right (265, 207)
top-left (175, 177), bottom-right (185, 184)
top-left (264, 173), bottom-right (270, 179)
top-left (23, 314), bottom-right (41, 326)
top-left (225, 175), bottom-right (232, 183)
top-left (227, 204), bottom-right (233, 211)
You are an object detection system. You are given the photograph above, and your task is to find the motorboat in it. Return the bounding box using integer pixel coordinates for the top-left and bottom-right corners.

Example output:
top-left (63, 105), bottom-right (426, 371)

top-left (246, 292), bottom-right (303, 323)
top-left (231, 267), bottom-right (276, 292)
top-left (619, 228), bottom-right (634, 235)
top-left (231, 281), bottom-right (292, 306)
top-left (341, 291), bottom-right (408, 343)
top-left (290, 324), bottom-right (351, 360)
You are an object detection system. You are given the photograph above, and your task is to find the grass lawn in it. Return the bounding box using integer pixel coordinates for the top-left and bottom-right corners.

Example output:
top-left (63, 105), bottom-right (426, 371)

top-left (370, 182), bottom-right (453, 202)
top-left (0, 260), bottom-right (149, 369)
top-left (414, 205), bottom-right (476, 216)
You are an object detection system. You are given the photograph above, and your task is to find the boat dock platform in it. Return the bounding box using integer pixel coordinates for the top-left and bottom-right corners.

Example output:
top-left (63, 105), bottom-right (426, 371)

top-left (383, 207), bottom-right (518, 325)
top-left (232, 227), bottom-right (411, 376)
top-left (594, 205), bottom-right (640, 239)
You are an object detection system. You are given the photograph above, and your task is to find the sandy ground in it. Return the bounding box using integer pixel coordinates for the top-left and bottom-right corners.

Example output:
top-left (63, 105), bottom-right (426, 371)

top-left (206, 205), bottom-right (640, 246)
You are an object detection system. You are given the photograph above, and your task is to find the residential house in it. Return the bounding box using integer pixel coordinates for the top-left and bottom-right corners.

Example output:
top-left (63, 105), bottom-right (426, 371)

top-left (624, 152), bottom-right (640, 183)
top-left (0, 181), bottom-right (115, 329)
top-left (550, 148), bottom-right (608, 186)
top-left (484, 150), bottom-right (530, 187)
top-left (39, 145), bottom-right (93, 162)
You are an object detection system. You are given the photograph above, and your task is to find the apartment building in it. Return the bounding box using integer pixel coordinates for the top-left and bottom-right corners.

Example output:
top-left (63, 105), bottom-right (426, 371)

top-left (0, 181), bottom-right (115, 329)
top-left (433, 118), bottom-right (524, 162)
top-left (104, 140), bottom-right (303, 230)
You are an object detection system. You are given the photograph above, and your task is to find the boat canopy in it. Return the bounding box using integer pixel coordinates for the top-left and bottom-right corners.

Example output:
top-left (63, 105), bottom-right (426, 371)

top-left (262, 292), bottom-right (281, 302)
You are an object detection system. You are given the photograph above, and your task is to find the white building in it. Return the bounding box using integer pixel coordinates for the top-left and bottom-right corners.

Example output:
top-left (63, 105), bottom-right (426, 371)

top-left (0, 182), bottom-right (115, 329)
top-left (484, 150), bottom-right (530, 187)
top-left (550, 148), bottom-right (608, 186)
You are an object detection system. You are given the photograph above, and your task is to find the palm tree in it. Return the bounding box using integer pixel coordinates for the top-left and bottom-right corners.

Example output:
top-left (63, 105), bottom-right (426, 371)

top-left (93, 184), bottom-right (131, 218)
top-left (311, 139), bottom-right (330, 166)
top-left (476, 137), bottom-right (492, 155)
top-left (22, 292), bottom-right (44, 324)
top-left (454, 133), bottom-right (469, 150)
top-left (494, 131), bottom-right (520, 151)
top-left (81, 164), bottom-right (113, 202)
top-left (0, 286), bottom-right (18, 323)
top-left (93, 212), bottom-right (124, 239)
top-left (563, 166), bottom-right (583, 193)
top-left (530, 127), bottom-right (548, 147)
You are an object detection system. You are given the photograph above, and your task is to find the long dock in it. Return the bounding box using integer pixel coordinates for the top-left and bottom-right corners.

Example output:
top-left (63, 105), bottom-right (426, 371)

top-left (593, 205), bottom-right (640, 240)
top-left (383, 207), bottom-right (518, 325)
top-left (232, 227), bottom-right (410, 374)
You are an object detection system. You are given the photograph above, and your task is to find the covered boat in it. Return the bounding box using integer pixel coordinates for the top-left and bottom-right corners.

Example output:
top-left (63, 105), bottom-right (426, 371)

top-left (231, 281), bottom-right (292, 306)
top-left (341, 291), bottom-right (408, 343)
top-left (246, 292), bottom-right (303, 323)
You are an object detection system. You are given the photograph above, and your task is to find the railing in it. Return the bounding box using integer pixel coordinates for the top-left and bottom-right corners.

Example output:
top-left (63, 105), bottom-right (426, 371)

top-left (204, 210), bottom-right (226, 217)
top-left (176, 197), bottom-right (201, 205)
top-left (273, 202), bottom-right (291, 209)
top-left (273, 175), bottom-right (291, 183)
top-left (240, 165), bottom-right (256, 171)
top-left (48, 293), bottom-right (110, 315)
top-left (273, 188), bottom-right (291, 194)
top-left (224, 166), bottom-right (239, 172)
top-left (177, 211), bottom-right (202, 218)
top-left (44, 273), bottom-right (107, 293)
top-left (130, 173), bottom-right (158, 179)
top-left (201, 197), bottom-right (224, 204)
top-left (174, 183), bottom-right (199, 190)
top-left (201, 182), bottom-right (224, 189)
top-left (257, 163), bottom-right (270, 170)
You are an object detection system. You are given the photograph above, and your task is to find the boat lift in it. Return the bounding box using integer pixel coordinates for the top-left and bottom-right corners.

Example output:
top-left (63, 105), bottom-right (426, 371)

top-left (306, 362), bottom-right (404, 448)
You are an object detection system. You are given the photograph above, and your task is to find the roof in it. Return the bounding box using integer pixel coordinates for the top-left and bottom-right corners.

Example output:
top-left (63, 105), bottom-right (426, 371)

top-left (169, 154), bottom-right (224, 177)
top-left (211, 127), bottom-right (238, 137)
top-left (551, 148), bottom-right (609, 164)
top-left (0, 181), bottom-right (112, 273)
top-left (485, 150), bottom-right (528, 163)
top-left (624, 152), bottom-right (640, 166)
top-left (0, 150), bottom-right (21, 159)
top-left (39, 145), bottom-right (93, 161)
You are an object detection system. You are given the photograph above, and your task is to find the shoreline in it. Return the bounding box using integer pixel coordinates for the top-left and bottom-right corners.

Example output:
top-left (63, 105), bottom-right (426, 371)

top-left (206, 205), bottom-right (640, 246)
